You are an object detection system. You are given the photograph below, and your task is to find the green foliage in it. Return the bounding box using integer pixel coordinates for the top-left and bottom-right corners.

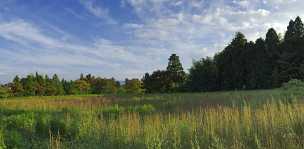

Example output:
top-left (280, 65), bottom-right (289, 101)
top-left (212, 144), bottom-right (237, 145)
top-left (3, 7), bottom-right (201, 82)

top-left (282, 79), bottom-right (304, 96)
top-left (127, 104), bottom-right (155, 114)
top-left (0, 129), bottom-right (6, 149)
top-left (21, 75), bottom-right (36, 96)
top-left (0, 86), bottom-right (9, 99)
top-left (143, 54), bottom-right (186, 93)
top-left (124, 79), bottom-right (143, 94)
top-left (187, 57), bottom-right (218, 92)
top-left (102, 78), bottom-right (119, 94)
top-left (215, 32), bottom-right (248, 90)
top-left (279, 17), bottom-right (304, 83)
top-left (44, 74), bottom-right (65, 96)
top-left (134, 104), bottom-right (155, 114)
top-left (3, 16), bottom-right (304, 96)
top-left (285, 16), bottom-right (304, 41)
top-left (282, 79), bottom-right (304, 90)
top-left (166, 54), bottom-right (187, 92)
top-left (52, 74), bottom-right (65, 95)
top-left (4, 113), bottom-right (35, 133)
top-left (4, 73), bottom-right (123, 97)
top-left (73, 80), bottom-right (91, 94)
top-left (35, 114), bottom-right (51, 137)
top-left (142, 70), bottom-right (170, 93)
top-left (4, 130), bottom-right (25, 149)
top-left (183, 16), bottom-right (304, 92)
top-left (49, 117), bottom-right (67, 137)
top-left (11, 75), bottom-right (24, 96)
top-left (102, 104), bottom-right (124, 118)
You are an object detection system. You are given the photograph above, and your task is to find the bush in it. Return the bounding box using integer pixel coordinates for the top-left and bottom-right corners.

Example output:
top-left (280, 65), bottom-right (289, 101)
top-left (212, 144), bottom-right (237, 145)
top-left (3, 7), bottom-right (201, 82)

top-left (4, 130), bottom-right (25, 149)
top-left (135, 104), bottom-right (155, 114)
top-left (282, 79), bottom-right (304, 90)
top-left (35, 114), bottom-right (51, 137)
top-left (4, 113), bottom-right (35, 134)
top-left (282, 79), bottom-right (304, 96)
top-left (0, 86), bottom-right (10, 99)
top-left (49, 118), bottom-right (67, 137)
top-left (102, 105), bottom-right (124, 118)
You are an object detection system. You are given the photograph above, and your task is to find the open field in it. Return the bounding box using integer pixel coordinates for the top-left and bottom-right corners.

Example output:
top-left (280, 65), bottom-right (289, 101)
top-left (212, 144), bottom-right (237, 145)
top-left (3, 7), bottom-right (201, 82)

top-left (0, 89), bottom-right (304, 149)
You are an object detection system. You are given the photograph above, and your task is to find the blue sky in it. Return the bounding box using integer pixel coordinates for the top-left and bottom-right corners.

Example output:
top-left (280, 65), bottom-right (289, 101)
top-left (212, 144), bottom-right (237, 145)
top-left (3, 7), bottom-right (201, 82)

top-left (0, 0), bottom-right (303, 82)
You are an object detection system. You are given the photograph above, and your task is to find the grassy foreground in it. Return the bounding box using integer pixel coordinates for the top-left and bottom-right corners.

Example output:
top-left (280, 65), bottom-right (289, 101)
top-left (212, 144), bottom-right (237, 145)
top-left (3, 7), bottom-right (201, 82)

top-left (0, 90), bottom-right (303, 149)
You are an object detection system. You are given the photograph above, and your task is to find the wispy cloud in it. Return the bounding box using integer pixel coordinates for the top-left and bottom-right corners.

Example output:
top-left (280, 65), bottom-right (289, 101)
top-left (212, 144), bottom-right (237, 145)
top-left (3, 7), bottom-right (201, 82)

top-left (122, 0), bottom-right (304, 59)
top-left (1, 0), bottom-right (304, 82)
top-left (0, 20), bottom-right (63, 48)
top-left (0, 19), bottom-right (158, 81)
top-left (80, 0), bottom-right (117, 24)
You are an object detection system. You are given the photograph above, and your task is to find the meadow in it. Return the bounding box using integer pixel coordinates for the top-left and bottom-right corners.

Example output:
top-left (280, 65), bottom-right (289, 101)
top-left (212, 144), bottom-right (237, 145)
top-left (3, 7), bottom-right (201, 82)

top-left (0, 89), bottom-right (303, 149)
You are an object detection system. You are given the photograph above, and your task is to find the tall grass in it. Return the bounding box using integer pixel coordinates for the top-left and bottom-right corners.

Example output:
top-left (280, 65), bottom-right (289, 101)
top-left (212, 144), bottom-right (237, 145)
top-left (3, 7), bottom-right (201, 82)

top-left (0, 90), bottom-right (303, 148)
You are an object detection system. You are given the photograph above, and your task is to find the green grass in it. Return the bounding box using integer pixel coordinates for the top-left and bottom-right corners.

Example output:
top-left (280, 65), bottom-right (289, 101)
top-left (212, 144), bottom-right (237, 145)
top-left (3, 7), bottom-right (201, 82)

top-left (0, 89), bottom-right (303, 148)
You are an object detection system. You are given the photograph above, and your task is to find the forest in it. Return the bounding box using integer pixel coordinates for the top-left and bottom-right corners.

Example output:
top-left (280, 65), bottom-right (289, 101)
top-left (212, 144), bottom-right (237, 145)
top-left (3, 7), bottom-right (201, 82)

top-left (1, 16), bottom-right (304, 97)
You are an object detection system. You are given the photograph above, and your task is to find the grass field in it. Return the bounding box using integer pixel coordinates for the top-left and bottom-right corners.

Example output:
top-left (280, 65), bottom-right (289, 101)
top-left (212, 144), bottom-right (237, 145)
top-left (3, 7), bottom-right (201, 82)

top-left (0, 89), bottom-right (303, 149)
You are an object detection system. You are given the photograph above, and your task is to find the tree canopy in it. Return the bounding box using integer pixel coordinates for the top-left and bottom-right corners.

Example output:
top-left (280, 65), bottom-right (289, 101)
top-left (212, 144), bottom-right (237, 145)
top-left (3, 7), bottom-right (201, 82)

top-left (2, 16), bottom-right (304, 96)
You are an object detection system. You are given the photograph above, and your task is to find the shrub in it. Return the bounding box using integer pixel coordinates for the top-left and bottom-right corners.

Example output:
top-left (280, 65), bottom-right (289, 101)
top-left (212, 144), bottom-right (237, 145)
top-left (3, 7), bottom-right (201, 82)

top-left (4, 130), bottom-right (25, 149)
top-left (35, 114), bottom-right (51, 137)
top-left (4, 113), bottom-right (35, 134)
top-left (124, 79), bottom-right (144, 94)
top-left (49, 118), bottom-right (67, 137)
top-left (282, 79), bottom-right (304, 96)
top-left (102, 104), bottom-right (124, 118)
top-left (135, 104), bottom-right (155, 114)
top-left (36, 112), bottom-right (80, 140)
top-left (0, 86), bottom-right (10, 99)
top-left (282, 79), bottom-right (304, 90)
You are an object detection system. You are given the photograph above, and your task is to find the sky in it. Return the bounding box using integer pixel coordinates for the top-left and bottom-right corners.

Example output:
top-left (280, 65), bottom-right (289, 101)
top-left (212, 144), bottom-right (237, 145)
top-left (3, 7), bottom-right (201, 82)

top-left (0, 0), bottom-right (303, 83)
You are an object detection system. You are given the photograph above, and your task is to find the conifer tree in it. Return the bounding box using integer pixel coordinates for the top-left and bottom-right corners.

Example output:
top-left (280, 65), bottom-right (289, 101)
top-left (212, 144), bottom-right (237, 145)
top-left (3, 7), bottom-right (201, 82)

top-left (166, 54), bottom-right (186, 92)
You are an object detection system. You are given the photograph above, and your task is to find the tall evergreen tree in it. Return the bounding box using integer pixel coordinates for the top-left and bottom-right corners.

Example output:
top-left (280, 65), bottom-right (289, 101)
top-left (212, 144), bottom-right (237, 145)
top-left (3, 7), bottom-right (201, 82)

top-left (280, 16), bottom-right (304, 82)
top-left (265, 28), bottom-right (281, 87)
top-left (166, 54), bottom-right (186, 92)
top-left (266, 28), bottom-right (281, 58)
top-left (284, 20), bottom-right (296, 41)
top-left (284, 17), bottom-right (304, 42)
top-left (215, 32), bottom-right (247, 90)
top-left (250, 38), bottom-right (272, 89)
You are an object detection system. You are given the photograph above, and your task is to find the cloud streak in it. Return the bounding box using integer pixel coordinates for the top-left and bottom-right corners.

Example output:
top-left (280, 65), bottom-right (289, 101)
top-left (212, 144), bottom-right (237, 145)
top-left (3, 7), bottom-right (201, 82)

top-left (1, 0), bottom-right (304, 83)
top-left (0, 19), bottom-right (160, 82)
top-left (80, 0), bottom-right (117, 24)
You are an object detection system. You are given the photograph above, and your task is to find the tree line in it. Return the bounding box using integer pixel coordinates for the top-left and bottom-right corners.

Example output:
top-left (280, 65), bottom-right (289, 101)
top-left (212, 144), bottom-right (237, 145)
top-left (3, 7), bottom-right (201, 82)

top-left (0, 73), bottom-right (143, 98)
top-left (143, 16), bottom-right (304, 92)
top-left (1, 16), bottom-right (304, 97)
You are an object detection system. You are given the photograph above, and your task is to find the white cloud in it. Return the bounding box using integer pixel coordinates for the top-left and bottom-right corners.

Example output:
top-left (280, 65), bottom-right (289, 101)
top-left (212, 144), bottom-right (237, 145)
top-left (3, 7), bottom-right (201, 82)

top-left (3, 0), bottom-right (304, 82)
top-left (0, 19), bottom-right (163, 81)
top-left (80, 0), bottom-right (117, 24)
top-left (123, 23), bottom-right (143, 29)
top-left (0, 20), bottom-right (63, 48)
top-left (123, 0), bottom-right (304, 57)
